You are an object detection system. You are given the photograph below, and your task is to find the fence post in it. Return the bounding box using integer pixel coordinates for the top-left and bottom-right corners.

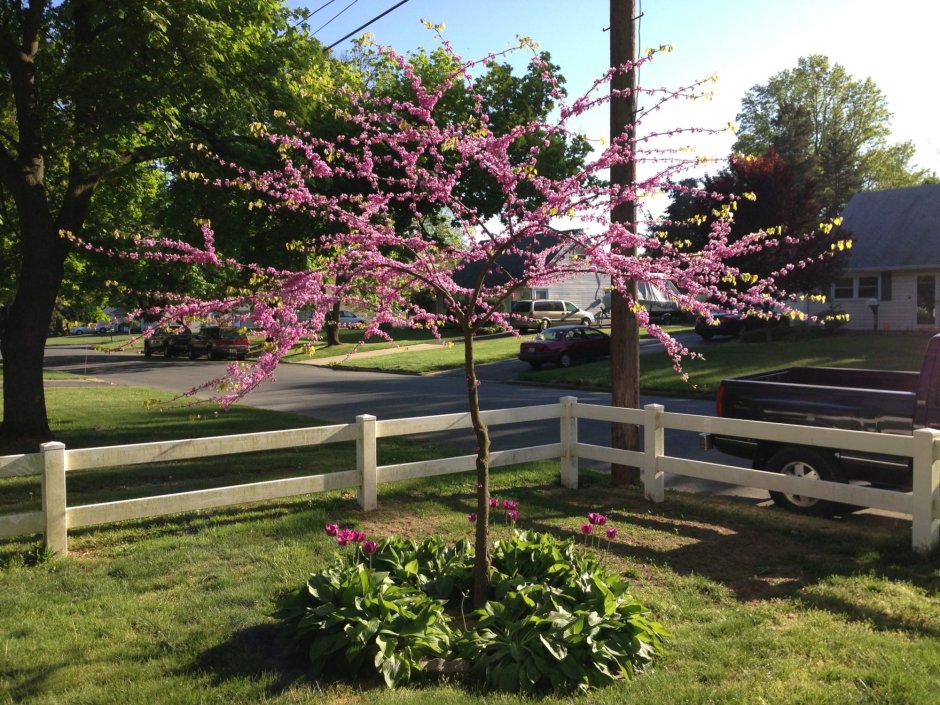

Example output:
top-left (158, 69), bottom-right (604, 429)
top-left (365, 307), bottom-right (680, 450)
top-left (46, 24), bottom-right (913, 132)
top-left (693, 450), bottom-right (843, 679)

top-left (559, 396), bottom-right (578, 489)
top-left (41, 442), bottom-right (68, 555)
top-left (912, 428), bottom-right (940, 554)
top-left (357, 415), bottom-right (377, 511)
top-left (643, 404), bottom-right (665, 503)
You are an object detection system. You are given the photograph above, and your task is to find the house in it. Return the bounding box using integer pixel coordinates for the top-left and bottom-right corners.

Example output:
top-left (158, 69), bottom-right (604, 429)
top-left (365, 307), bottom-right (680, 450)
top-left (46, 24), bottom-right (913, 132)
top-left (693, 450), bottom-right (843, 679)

top-left (833, 184), bottom-right (940, 331)
top-left (451, 230), bottom-right (679, 323)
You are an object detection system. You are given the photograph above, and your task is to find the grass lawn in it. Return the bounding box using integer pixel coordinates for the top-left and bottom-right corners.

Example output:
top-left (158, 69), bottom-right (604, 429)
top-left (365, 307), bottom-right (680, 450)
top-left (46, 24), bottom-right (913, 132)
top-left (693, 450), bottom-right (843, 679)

top-left (1, 385), bottom-right (939, 704)
top-left (521, 331), bottom-right (937, 395)
top-left (334, 326), bottom-right (693, 374)
top-left (280, 327), bottom-right (465, 363)
top-left (0, 363), bottom-right (88, 381)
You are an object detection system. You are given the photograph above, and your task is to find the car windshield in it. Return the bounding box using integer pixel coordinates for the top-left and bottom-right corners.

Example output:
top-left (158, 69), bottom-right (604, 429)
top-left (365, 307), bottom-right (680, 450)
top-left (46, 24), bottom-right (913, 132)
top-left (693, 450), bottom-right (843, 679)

top-left (534, 330), bottom-right (566, 341)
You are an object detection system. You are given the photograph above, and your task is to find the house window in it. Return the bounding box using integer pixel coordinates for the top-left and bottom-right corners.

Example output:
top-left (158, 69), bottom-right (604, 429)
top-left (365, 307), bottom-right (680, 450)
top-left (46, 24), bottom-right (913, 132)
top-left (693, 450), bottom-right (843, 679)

top-left (881, 272), bottom-right (892, 301)
top-left (832, 274), bottom-right (885, 301)
top-left (833, 277), bottom-right (854, 299)
top-left (858, 275), bottom-right (879, 299)
top-left (533, 288), bottom-right (549, 300)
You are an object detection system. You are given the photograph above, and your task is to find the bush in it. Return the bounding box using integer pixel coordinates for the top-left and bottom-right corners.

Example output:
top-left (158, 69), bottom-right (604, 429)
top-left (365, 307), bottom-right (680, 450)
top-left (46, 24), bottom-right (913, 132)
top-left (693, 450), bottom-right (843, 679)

top-left (278, 526), bottom-right (668, 694)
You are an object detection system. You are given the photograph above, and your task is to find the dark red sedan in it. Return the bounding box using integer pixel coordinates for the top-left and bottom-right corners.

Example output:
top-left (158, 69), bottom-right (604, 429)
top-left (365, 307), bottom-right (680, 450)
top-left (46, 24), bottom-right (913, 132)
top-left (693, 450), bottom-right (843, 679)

top-left (518, 325), bottom-right (610, 369)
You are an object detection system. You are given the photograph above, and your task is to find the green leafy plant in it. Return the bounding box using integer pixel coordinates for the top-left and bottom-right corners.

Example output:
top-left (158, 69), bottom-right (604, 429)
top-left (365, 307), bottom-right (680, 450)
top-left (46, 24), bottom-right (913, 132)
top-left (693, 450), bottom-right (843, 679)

top-left (276, 561), bottom-right (455, 687)
top-left (464, 531), bottom-right (669, 694)
top-left (279, 521), bottom-right (667, 693)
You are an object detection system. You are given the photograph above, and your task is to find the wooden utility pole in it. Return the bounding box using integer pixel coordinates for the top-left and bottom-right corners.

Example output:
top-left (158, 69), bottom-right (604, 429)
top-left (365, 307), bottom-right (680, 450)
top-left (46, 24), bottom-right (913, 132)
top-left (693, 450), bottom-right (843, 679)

top-left (609, 0), bottom-right (641, 485)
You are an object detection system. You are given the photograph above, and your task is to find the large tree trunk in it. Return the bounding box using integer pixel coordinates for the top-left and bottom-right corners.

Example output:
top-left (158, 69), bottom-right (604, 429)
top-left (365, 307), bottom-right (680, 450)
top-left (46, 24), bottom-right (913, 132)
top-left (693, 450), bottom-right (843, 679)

top-left (464, 328), bottom-right (492, 608)
top-left (0, 196), bottom-right (68, 452)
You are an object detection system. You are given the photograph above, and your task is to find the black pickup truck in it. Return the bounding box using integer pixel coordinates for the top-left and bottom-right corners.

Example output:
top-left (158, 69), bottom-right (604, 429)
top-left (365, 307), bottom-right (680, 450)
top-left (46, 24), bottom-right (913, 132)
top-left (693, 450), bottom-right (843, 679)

top-left (143, 325), bottom-right (192, 358)
top-left (705, 334), bottom-right (940, 515)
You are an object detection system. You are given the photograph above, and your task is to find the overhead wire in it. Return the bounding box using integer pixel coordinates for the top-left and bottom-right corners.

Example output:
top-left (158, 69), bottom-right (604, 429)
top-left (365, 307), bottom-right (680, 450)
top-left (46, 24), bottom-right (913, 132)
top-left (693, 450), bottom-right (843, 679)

top-left (313, 0), bottom-right (361, 37)
top-left (326, 0), bottom-right (412, 50)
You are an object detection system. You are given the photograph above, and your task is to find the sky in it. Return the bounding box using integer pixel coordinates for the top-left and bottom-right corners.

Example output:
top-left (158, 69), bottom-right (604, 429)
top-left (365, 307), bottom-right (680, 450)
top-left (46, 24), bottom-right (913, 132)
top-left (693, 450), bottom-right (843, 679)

top-left (294, 0), bottom-right (940, 177)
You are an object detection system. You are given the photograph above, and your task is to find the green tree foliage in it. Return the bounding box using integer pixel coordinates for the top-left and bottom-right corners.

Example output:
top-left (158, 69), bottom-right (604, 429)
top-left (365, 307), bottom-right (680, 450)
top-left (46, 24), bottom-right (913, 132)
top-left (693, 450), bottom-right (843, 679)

top-left (0, 0), bottom-right (331, 446)
top-left (660, 149), bottom-right (851, 295)
top-left (733, 55), bottom-right (935, 216)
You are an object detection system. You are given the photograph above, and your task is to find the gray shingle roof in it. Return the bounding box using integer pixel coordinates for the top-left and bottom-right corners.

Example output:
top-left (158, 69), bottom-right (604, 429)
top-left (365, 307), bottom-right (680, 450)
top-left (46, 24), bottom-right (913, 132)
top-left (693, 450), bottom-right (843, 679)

top-left (843, 184), bottom-right (940, 271)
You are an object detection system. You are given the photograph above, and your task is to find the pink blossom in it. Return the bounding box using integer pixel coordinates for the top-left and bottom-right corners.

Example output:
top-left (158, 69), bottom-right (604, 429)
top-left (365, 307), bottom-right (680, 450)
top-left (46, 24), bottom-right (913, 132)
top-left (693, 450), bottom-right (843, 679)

top-left (489, 498), bottom-right (499, 508)
top-left (588, 512), bottom-right (608, 526)
top-left (606, 527), bottom-right (618, 540)
top-left (324, 523), bottom-right (338, 536)
top-left (507, 509), bottom-right (519, 523)
top-left (467, 513), bottom-right (477, 523)
top-left (580, 523), bottom-right (593, 535)
top-left (502, 499), bottom-right (518, 511)
top-left (362, 540), bottom-right (378, 555)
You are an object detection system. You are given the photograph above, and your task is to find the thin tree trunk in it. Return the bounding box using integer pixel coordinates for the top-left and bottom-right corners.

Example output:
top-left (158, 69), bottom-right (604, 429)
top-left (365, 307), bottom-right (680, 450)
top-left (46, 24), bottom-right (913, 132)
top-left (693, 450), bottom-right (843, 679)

top-left (326, 300), bottom-right (342, 346)
top-left (463, 327), bottom-right (492, 608)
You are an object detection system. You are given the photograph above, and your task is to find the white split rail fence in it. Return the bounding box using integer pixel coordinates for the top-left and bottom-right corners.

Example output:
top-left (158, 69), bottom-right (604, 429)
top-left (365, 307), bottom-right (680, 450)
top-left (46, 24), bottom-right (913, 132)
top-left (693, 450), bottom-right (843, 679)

top-left (0, 396), bottom-right (937, 555)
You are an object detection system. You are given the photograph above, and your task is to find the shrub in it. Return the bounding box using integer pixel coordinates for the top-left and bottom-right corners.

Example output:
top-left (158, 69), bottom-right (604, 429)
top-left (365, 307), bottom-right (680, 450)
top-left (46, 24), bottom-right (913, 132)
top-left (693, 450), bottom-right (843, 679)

top-left (278, 520), bottom-right (668, 694)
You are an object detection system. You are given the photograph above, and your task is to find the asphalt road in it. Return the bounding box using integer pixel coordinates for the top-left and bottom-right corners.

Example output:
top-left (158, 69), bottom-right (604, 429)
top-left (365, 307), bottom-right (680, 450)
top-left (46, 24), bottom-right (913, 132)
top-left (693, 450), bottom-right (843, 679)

top-left (42, 340), bottom-right (761, 502)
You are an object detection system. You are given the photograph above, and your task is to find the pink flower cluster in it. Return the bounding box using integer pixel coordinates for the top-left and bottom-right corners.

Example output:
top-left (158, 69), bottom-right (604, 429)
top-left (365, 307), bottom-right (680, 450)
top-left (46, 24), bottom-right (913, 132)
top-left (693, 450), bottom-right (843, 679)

top-left (580, 513), bottom-right (618, 540)
top-left (324, 523), bottom-right (377, 554)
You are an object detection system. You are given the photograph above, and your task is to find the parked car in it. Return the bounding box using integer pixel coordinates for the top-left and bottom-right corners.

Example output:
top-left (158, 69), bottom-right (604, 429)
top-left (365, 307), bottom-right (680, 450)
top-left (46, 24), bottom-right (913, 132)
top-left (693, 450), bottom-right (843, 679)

top-left (68, 322), bottom-right (110, 335)
top-left (338, 310), bottom-right (366, 326)
top-left (518, 325), bottom-right (610, 369)
top-left (187, 326), bottom-right (250, 360)
top-left (510, 300), bottom-right (594, 332)
top-left (143, 325), bottom-right (192, 358)
top-left (694, 311), bottom-right (743, 340)
top-left (702, 333), bottom-right (940, 515)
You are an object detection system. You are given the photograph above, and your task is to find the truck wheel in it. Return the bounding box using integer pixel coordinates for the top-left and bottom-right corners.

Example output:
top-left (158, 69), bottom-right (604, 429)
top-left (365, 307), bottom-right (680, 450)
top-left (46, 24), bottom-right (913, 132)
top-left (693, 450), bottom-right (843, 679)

top-left (538, 318), bottom-right (551, 331)
top-left (580, 317), bottom-right (591, 326)
top-left (144, 346), bottom-right (152, 358)
top-left (188, 347), bottom-right (198, 360)
top-left (766, 447), bottom-right (844, 516)
top-left (698, 330), bottom-right (714, 341)
top-left (164, 343), bottom-right (174, 359)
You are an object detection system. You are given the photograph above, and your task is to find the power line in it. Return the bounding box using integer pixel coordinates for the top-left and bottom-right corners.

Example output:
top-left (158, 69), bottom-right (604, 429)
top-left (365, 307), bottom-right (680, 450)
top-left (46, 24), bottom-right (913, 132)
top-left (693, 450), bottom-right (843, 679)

top-left (289, 0), bottom-right (339, 30)
top-left (326, 0), bottom-right (412, 50)
top-left (314, 0), bottom-right (361, 37)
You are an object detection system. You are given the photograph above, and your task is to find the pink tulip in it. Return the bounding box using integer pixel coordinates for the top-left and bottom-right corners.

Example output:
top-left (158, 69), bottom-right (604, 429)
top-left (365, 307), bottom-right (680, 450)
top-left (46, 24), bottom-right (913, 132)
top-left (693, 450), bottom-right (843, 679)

top-left (606, 527), bottom-right (617, 539)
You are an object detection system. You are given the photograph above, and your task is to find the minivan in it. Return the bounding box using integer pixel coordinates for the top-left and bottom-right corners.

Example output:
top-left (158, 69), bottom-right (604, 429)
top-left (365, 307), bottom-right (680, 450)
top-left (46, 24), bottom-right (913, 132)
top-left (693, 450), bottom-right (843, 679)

top-left (510, 300), bottom-right (595, 332)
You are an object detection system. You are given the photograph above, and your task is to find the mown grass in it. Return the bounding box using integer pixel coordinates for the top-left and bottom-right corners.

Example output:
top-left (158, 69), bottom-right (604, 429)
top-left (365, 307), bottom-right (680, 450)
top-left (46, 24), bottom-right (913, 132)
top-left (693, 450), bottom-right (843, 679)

top-left (333, 326), bottom-right (693, 374)
top-left (280, 327), bottom-right (464, 362)
top-left (522, 331), bottom-right (937, 394)
top-left (1, 385), bottom-right (939, 704)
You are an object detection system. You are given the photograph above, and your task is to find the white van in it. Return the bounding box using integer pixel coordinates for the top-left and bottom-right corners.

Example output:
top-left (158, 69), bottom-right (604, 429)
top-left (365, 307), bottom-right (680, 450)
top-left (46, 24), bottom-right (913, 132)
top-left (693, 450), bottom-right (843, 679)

top-left (510, 300), bottom-right (595, 332)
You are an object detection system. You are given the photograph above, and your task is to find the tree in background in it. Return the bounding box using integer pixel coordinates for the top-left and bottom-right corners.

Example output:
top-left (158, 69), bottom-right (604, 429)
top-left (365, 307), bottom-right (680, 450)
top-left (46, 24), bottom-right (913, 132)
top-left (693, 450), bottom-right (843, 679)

top-left (734, 55), bottom-right (935, 216)
top-left (0, 0), bottom-right (332, 449)
top-left (103, 38), bottom-right (836, 605)
top-left (660, 148), bottom-right (851, 296)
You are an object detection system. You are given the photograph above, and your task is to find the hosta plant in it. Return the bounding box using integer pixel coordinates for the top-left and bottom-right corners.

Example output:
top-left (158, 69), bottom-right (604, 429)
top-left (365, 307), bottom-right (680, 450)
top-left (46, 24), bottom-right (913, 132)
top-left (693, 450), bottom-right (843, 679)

top-left (279, 521), bottom-right (668, 694)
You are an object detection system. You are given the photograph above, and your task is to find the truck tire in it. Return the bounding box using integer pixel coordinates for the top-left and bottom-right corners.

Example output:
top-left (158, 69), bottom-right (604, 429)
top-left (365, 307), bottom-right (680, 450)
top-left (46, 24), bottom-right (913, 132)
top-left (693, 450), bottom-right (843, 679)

top-left (164, 343), bottom-right (174, 359)
top-left (144, 346), bottom-right (153, 358)
top-left (580, 317), bottom-right (591, 326)
top-left (538, 318), bottom-right (551, 331)
top-left (188, 347), bottom-right (198, 360)
top-left (766, 446), bottom-right (844, 516)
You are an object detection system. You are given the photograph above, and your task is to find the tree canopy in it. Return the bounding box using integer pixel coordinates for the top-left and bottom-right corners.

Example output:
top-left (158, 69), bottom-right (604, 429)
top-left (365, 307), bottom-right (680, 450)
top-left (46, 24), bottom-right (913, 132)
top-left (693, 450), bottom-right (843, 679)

top-left (659, 149), bottom-right (851, 296)
top-left (0, 0), bottom-right (335, 447)
top-left (733, 55), bottom-right (935, 216)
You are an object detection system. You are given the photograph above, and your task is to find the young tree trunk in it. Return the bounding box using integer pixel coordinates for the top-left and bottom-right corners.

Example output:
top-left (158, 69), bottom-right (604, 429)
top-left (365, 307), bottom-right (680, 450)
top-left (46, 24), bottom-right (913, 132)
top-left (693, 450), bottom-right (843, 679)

top-left (326, 300), bottom-right (342, 346)
top-left (463, 328), bottom-right (492, 608)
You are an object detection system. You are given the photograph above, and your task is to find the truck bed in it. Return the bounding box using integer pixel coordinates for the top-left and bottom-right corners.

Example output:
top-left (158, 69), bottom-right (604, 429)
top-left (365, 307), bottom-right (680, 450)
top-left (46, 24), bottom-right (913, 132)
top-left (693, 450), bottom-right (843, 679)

top-left (719, 366), bottom-right (919, 435)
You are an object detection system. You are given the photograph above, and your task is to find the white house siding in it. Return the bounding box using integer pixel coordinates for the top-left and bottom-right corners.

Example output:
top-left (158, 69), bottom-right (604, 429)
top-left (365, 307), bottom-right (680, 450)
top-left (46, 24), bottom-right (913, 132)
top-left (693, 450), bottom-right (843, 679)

top-left (521, 271), bottom-right (608, 314)
top-left (833, 271), bottom-right (938, 332)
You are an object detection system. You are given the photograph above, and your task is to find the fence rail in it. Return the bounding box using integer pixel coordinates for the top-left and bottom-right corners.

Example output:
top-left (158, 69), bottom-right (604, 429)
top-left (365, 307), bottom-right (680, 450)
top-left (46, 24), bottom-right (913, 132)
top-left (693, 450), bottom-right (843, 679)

top-left (0, 397), bottom-right (937, 555)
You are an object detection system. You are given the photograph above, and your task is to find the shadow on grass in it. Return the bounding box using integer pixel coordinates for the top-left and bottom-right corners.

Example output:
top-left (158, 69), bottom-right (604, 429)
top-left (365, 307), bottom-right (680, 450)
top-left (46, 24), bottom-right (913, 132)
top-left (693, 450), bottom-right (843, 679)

top-left (384, 468), bottom-right (939, 640)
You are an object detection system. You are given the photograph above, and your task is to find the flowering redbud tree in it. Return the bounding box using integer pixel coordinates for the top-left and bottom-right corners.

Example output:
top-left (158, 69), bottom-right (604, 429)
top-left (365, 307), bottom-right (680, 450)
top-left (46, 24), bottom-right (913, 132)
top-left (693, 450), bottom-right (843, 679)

top-left (115, 35), bottom-right (836, 605)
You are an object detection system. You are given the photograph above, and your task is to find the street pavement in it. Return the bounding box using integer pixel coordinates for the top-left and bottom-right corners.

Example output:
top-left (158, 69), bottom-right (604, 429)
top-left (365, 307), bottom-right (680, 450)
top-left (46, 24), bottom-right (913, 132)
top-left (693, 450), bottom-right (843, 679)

top-left (41, 338), bottom-right (761, 503)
